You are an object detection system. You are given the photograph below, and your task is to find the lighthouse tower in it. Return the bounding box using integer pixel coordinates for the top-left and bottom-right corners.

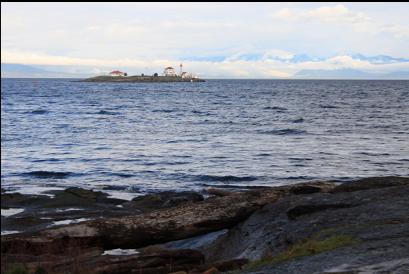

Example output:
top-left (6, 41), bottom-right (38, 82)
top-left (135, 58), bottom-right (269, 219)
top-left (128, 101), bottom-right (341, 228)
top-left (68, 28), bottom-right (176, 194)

top-left (179, 63), bottom-right (183, 76)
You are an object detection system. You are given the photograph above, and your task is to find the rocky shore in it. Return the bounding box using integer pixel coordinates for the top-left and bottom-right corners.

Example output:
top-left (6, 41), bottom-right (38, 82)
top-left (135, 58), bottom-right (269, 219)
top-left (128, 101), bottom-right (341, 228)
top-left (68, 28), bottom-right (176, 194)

top-left (2, 176), bottom-right (409, 274)
top-left (80, 75), bottom-right (205, 83)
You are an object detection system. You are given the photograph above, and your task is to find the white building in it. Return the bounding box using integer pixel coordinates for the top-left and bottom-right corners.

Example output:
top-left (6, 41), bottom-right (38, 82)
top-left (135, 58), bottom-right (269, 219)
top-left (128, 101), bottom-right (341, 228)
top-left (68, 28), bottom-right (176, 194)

top-left (109, 70), bottom-right (125, 77)
top-left (163, 67), bottom-right (176, 76)
top-left (180, 72), bottom-right (198, 79)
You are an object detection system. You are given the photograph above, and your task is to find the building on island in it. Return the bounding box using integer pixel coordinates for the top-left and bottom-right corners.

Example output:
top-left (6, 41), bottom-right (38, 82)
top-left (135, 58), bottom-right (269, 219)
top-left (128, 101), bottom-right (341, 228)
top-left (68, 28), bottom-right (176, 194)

top-left (109, 70), bottom-right (126, 77)
top-left (163, 67), bottom-right (176, 76)
top-left (163, 64), bottom-right (198, 79)
top-left (180, 72), bottom-right (194, 79)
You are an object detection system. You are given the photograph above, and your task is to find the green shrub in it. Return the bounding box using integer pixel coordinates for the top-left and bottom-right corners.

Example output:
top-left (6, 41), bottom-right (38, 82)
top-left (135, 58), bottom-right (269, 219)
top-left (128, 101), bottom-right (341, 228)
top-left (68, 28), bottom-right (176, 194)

top-left (5, 264), bottom-right (29, 274)
top-left (243, 234), bottom-right (359, 272)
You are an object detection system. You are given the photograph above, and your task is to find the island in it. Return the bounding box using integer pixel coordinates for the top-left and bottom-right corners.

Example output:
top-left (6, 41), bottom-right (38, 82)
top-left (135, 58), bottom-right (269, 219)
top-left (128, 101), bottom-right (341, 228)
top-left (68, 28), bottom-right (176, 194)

top-left (80, 65), bottom-right (205, 82)
top-left (80, 75), bottom-right (205, 83)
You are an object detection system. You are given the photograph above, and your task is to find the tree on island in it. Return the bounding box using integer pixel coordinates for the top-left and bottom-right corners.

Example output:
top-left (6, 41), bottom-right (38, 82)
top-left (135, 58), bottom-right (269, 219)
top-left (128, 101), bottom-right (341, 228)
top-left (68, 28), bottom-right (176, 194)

top-left (153, 73), bottom-right (158, 77)
top-left (124, 73), bottom-right (128, 76)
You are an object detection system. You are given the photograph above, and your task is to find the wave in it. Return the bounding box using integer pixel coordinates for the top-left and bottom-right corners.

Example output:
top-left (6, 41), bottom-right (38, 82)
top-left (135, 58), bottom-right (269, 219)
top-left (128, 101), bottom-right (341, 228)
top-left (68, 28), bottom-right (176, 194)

top-left (31, 158), bottom-right (62, 163)
top-left (319, 104), bottom-right (339, 109)
top-left (199, 183), bottom-right (267, 189)
top-left (263, 106), bottom-right (288, 111)
top-left (23, 171), bottom-right (72, 179)
top-left (192, 175), bottom-right (258, 182)
top-left (356, 152), bottom-right (391, 156)
top-left (96, 110), bottom-right (120, 115)
top-left (258, 129), bottom-right (307, 135)
top-left (112, 173), bottom-right (135, 178)
top-left (371, 125), bottom-right (392, 129)
top-left (29, 109), bottom-right (49, 114)
top-left (102, 185), bottom-right (129, 191)
top-left (192, 110), bottom-right (205, 114)
top-left (291, 118), bottom-right (304, 123)
top-left (152, 109), bottom-right (176, 113)
top-left (255, 153), bottom-right (272, 157)
top-left (278, 176), bottom-right (315, 181)
top-left (289, 157), bottom-right (313, 161)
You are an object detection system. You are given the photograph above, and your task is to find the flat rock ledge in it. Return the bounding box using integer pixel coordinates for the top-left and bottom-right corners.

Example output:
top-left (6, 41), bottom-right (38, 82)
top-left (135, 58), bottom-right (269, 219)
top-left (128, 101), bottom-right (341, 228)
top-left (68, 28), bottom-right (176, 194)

top-left (2, 176), bottom-right (409, 274)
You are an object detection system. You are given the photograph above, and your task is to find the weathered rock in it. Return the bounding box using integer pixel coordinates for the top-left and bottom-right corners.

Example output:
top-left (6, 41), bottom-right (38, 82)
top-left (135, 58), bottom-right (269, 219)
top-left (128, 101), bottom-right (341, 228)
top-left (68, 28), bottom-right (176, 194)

top-left (190, 259), bottom-right (248, 273)
top-left (206, 188), bottom-right (234, 197)
top-left (286, 203), bottom-right (355, 220)
top-left (1, 181), bottom-right (334, 256)
top-left (64, 187), bottom-right (109, 200)
top-left (331, 176), bottom-right (409, 193)
top-left (1, 188), bottom-right (132, 234)
top-left (2, 247), bottom-right (204, 274)
top-left (162, 230), bottom-right (228, 251)
top-left (3, 177), bottom-right (408, 274)
top-left (319, 258), bottom-right (409, 274)
top-left (203, 181), bottom-right (409, 274)
top-left (44, 187), bottom-right (124, 207)
top-left (123, 191), bottom-right (204, 212)
top-left (289, 184), bottom-right (327, 195)
top-left (1, 187), bottom-right (124, 211)
top-left (1, 192), bottom-right (51, 208)
top-left (201, 267), bottom-right (220, 274)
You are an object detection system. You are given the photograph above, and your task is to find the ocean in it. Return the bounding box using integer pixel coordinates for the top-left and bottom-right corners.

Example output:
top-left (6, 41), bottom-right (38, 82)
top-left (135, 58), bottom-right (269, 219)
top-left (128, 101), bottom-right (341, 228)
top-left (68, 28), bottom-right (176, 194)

top-left (1, 78), bottom-right (409, 200)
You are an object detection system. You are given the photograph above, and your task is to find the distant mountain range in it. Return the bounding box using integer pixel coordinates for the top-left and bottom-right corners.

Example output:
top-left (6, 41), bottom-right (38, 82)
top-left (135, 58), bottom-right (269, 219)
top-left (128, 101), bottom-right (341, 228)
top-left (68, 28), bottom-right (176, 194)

top-left (185, 53), bottom-right (409, 64)
top-left (350, 54), bottom-right (409, 64)
top-left (2, 58), bottom-right (409, 79)
top-left (1, 64), bottom-right (90, 78)
top-left (294, 68), bottom-right (409, 80)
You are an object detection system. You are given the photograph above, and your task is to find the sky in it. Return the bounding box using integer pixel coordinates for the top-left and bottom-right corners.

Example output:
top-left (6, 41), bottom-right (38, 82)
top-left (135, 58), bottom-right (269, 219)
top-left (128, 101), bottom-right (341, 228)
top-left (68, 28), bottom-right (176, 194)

top-left (2, 2), bottom-right (409, 78)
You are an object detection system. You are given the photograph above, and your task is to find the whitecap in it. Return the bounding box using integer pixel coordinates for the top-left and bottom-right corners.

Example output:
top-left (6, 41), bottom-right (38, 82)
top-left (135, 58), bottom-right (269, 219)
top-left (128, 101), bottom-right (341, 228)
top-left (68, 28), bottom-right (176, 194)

top-left (52, 218), bottom-right (91, 226)
top-left (1, 230), bottom-right (21, 235)
top-left (102, 248), bottom-right (140, 256)
top-left (1, 208), bottom-right (24, 217)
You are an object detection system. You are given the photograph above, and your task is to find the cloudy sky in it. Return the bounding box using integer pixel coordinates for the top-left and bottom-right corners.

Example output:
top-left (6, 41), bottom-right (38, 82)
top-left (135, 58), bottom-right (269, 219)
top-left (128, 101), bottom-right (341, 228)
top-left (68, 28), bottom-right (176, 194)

top-left (2, 2), bottom-right (409, 78)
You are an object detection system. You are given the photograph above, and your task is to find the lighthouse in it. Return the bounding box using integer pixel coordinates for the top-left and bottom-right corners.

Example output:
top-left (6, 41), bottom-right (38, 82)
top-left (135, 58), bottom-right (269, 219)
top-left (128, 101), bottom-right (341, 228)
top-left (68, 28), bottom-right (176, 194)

top-left (179, 63), bottom-right (183, 76)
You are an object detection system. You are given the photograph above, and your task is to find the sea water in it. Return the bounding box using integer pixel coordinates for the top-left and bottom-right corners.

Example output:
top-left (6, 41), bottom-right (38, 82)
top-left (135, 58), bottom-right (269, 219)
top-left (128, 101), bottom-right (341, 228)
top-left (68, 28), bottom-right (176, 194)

top-left (2, 79), bottom-right (409, 199)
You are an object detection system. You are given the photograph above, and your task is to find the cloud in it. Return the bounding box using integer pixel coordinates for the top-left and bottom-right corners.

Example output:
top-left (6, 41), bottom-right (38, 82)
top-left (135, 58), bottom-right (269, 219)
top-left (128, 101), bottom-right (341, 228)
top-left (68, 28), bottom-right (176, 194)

top-left (272, 4), bottom-right (408, 38)
top-left (2, 3), bottom-right (409, 75)
top-left (1, 50), bottom-right (158, 68)
top-left (263, 49), bottom-right (294, 60)
top-left (272, 8), bottom-right (295, 20)
top-left (272, 4), bottom-right (370, 24)
top-left (381, 24), bottom-right (409, 38)
top-left (304, 4), bottom-right (370, 24)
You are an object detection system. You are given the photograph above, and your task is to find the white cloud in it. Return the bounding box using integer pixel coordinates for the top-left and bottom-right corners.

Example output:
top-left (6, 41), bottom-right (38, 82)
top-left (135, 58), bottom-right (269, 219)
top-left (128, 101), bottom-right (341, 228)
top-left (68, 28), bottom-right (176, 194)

top-left (272, 4), bottom-right (370, 24)
top-left (272, 4), bottom-right (408, 37)
top-left (1, 50), bottom-right (146, 67)
top-left (381, 24), bottom-right (409, 38)
top-left (263, 49), bottom-right (294, 60)
top-left (272, 8), bottom-right (295, 20)
top-left (305, 4), bottom-right (370, 24)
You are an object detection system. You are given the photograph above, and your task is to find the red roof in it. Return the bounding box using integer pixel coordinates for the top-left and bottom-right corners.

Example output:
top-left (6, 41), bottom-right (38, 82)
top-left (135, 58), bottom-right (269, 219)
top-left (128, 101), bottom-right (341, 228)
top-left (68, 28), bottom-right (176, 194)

top-left (110, 70), bottom-right (123, 74)
top-left (164, 67), bottom-right (174, 70)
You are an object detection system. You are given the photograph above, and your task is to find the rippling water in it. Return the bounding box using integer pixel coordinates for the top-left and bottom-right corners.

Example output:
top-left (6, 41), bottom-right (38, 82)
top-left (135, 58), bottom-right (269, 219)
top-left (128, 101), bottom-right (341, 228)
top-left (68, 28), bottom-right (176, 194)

top-left (2, 79), bottom-right (409, 199)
